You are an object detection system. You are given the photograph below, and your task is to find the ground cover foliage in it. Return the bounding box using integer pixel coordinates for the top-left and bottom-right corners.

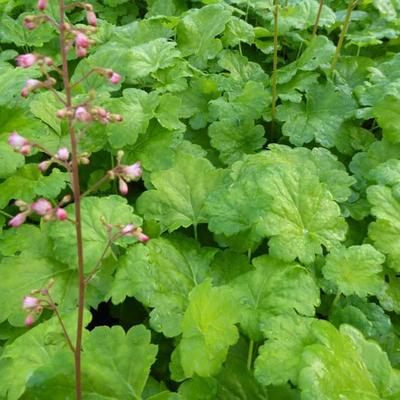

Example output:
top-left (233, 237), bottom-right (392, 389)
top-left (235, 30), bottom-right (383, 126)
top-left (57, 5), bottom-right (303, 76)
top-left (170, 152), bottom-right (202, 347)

top-left (1, 0), bottom-right (400, 398)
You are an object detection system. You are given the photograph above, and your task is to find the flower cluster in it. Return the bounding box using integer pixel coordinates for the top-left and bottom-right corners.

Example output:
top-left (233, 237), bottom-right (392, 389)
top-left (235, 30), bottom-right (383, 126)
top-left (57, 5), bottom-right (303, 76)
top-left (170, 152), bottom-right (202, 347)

top-left (9, 197), bottom-right (69, 228)
top-left (8, 132), bottom-right (32, 155)
top-left (57, 104), bottom-right (123, 124)
top-left (120, 224), bottom-right (150, 243)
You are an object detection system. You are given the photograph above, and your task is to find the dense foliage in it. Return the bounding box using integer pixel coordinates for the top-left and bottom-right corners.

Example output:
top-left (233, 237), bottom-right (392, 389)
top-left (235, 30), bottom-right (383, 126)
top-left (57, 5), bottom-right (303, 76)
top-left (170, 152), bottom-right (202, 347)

top-left (1, 0), bottom-right (400, 398)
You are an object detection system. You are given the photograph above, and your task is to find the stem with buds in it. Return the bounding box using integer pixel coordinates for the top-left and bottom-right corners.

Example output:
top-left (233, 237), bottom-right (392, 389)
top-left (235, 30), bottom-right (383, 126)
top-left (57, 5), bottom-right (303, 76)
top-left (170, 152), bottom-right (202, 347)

top-left (59, 1), bottom-right (85, 398)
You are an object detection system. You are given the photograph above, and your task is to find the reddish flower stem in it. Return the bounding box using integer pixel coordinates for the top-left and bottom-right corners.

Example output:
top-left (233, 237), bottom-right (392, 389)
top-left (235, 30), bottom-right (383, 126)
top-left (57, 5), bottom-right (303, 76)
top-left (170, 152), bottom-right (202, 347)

top-left (59, 1), bottom-right (85, 399)
top-left (312, 0), bottom-right (324, 36)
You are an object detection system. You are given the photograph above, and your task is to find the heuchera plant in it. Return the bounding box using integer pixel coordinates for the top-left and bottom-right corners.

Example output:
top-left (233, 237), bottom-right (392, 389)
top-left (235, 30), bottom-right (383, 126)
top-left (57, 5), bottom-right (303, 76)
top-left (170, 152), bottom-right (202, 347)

top-left (7, 1), bottom-right (148, 398)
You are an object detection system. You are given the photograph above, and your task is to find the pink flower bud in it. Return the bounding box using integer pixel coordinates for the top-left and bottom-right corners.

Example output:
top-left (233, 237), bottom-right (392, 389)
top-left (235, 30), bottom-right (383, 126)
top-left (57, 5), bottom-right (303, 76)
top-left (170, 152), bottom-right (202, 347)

top-left (37, 0), bottom-right (48, 10)
top-left (43, 57), bottom-right (53, 66)
top-left (121, 224), bottom-right (135, 235)
top-left (137, 232), bottom-right (150, 243)
top-left (24, 314), bottom-right (35, 327)
top-left (55, 147), bottom-right (69, 161)
top-left (8, 212), bottom-right (27, 227)
top-left (119, 178), bottom-right (128, 196)
top-left (110, 72), bottom-right (121, 84)
top-left (23, 296), bottom-right (39, 310)
top-left (8, 132), bottom-right (28, 149)
top-left (75, 106), bottom-right (92, 122)
top-left (56, 109), bottom-right (68, 119)
top-left (20, 144), bottom-right (32, 155)
top-left (23, 17), bottom-right (37, 30)
top-left (123, 162), bottom-right (142, 181)
top-left (55, 207), bottom-right (68, 221)
top-left (21, 79), bottom-right (41, 97)
top-left (38, 160), bottom-right (51, 172)
top-left (86, 10), bottom-right (97, 26)
top-left (76, 46), bottom-right (87, 58)
top-left (31, 198), bottom-right (52, 216)
top-left (16, 53), bottom-right (37, 68)
top-left (75, 32), bottom-right (90, 48)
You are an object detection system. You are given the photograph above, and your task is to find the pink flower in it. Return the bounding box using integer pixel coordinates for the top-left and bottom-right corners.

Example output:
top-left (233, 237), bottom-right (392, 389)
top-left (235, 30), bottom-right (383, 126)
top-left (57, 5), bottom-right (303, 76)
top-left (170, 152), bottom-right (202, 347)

top-left (123, 162), bottom-right (142, 181)
top-left (31, 198), bottom-right (52, 216)
top-left (8, 132), bottom-right (28, 149)
top-left (8, 212), bottom-right (27, 227)
top-left (21, 79), bottom-right (41, 97)
top-left (136, 232), bottom-right (150, 243)
top-left (76, 46), bottom-right (87, 58)
top-left (75, 106), bottom-right (92, 122)
top-left (38, 160), bottom-right (51, 172)
top-left (75, 32), bottom-right (90, 48)
top-left (121, 224), bottom-right (135, 235)
top-left (23, 296), bottom-right (39, 310)
top-left (16, 54), bottom-right (37, 68)
top-left (55, 207), bottom-right (68, 221)
top-left (119, 178), bottom-right (128, 196)
top-left (37, 0), bottom-right (48, 10)
top-left (24, 314), bottom-right (35, 327)
top-left (20, 144), bottom-right (32, 155)
top-left (87, 10), bottom-right (97, 27)
top-left (23, 17), bottom-right (37, 30)
top-left (55, 147), bottom-right (69, 161)
top-left (110, 72), bottom-right (121, 84)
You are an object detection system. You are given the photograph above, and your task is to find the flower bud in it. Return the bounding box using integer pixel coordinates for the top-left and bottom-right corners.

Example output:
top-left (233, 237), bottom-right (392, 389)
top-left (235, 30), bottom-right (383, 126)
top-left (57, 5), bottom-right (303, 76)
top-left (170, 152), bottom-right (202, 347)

top-left (111, 114), bottom-right (123, 122)
top-left (110, 72), bottom-right (121, 84)
top-left (8, 132), bottom-right (28, 149)
top-left (76, 46), bottom-right (87, 58)
top-left (61, 195), bottom-right (72, 204)
top-left (38, 160), bottom-right (51, 172)
top-left (24, 314), bottom-right (35, 327)
top-left (21, 79), bottom-right (41, 97)
top-left (55, 147), bottom-right (69, 161)
top-left (23, 16), bottom-right (37, 30)
top-left (37, 0), bottom-right (48, 10)
top-left (31, 198), bottom-right (52, 216)
top-left (16, 54), bottom-right (37, 68)
top-left (56, 109), bottom-right (69, 119)
top-left (119, 178), bottom-right (128, 196)
top-left (20, 144), bottom-right (32, 155)
top-left (43, 57), bottom-right (53, 66)
top-left (8, 212), bottom-right (27, 228)
top-left (15, 200), bottom-right (28, 209)
top-left (123, 162), bottom-right (142, 181)
top-left (55, 207), bottom-right (68, 221)
top-left (121, 224), bottom-right (135, 235)
top-left (75, 32), bottom-right (90, 48)
top-left (86, 10), bottom-right (97, 27)
top-left (136, 232), bottom-right (150, 243)
top-left (80, 156), bottom-right (90, 165)
top-left (75, 106), bottom-right (92, 122)
top-left (23, 296), bottom-right (39, 310)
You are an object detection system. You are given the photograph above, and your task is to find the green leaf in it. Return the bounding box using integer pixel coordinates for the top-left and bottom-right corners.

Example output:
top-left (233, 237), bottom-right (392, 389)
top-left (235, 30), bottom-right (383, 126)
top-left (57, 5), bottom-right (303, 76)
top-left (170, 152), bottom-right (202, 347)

top-left (136, 152), bottom-right (224, 233)
top-left (29, 92), bottom-right (63, 135)
top-left (104, 88), bottom-right (159, 148)
top-left (322, 245), bottom-right (386, 297)
top-left (47, 196), bottom-right (142, 272)
top-left (0, 313), bottom-right (83, 400)
top-left (110, 235), bottom-right (217, 337)
top-left (171, 279), bottom-right (240, 378)
top-left (368, 185), bottom-right (400, 272)
top-left (254, 314), bottom-right (315, 386)
top-left (299, 321), bottom-right (381, 400)
top-left (24, 325), bottom-right (158, 399)
top-left (373, 96), bottom-right (400, 143)
top-left (378, 273), bottom-right (400, 313)
top-left (208, 119), bottom-right (266, 165)
top-left (155, 93), bottom-right (186, 131)
top-left (177, 4), bottom-right (232, 68)
top-left (230, 256), bottom-right (320, 340)
top-left (276, 82), bottom-right (357, 147)
top-left (222, 16), bottom-right (254, 47)
top-left (0, 165), bottom-right (69, 209)
top-left (0, 142), bottom-right (24, 179)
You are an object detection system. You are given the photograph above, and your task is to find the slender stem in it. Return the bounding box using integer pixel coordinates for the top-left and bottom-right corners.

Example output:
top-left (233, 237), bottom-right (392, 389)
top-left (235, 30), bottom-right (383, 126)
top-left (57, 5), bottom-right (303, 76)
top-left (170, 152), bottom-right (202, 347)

top-left (47, 291), bottom-right (76, 353)
top-left (331, 291), bottom-right (342, 309)
top-left (193, 223), bottom-right (198, 241)
top-left (81, 174), bottom-right (110, 197)
top-left (247, 248), bottom-right (252, 261)
top-left (331, 0), bottom-right (356, 71)
top-left (84, 233), bottom-right (120, 285)
top-left (312, 0), bottom-right (324, 36)
top-left (247, 339), bottom-right (254, 370)
top-left (0, 209), bottom-right (13, 218)
top-left (271, 0), bottom-right (279, 123)
top-left (70, 68), bottom-right (97, 89)
top-left (59, 2), bottom-right (84, 399)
